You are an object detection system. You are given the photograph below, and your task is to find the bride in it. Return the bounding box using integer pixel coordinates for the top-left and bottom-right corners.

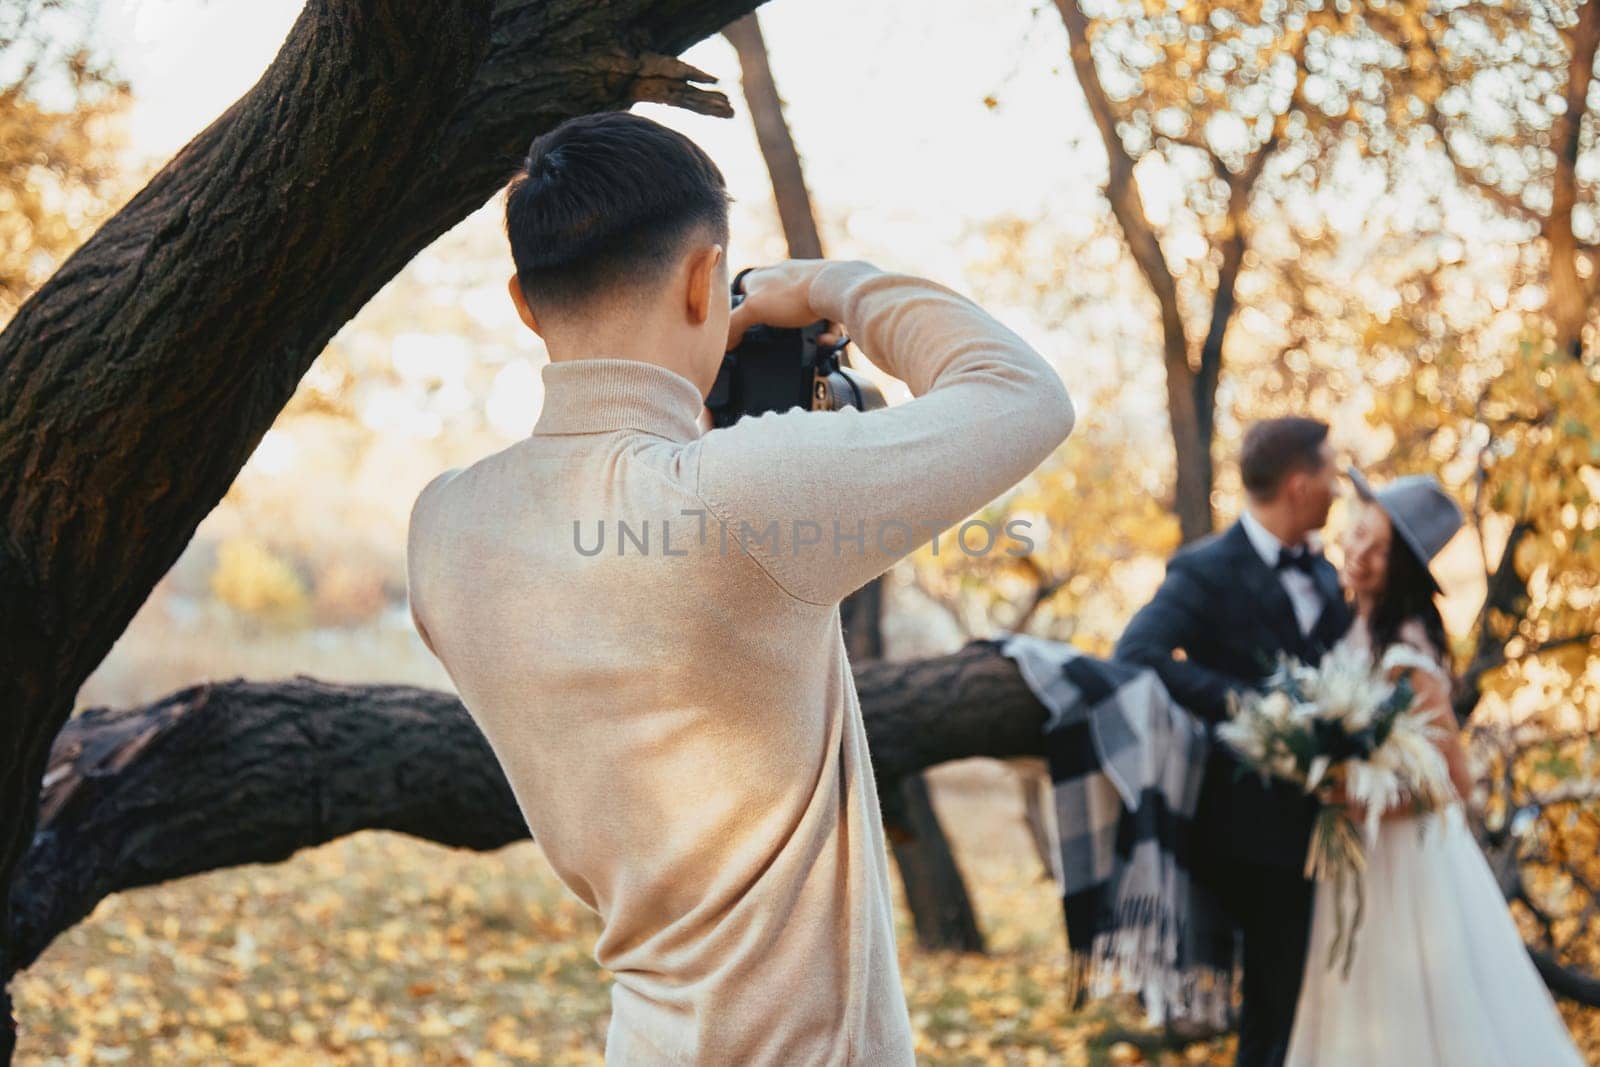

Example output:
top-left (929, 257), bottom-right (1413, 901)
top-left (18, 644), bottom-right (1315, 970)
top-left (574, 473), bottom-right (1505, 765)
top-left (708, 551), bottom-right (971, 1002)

top-left (1284, 470), bottom-right (1585, 1066)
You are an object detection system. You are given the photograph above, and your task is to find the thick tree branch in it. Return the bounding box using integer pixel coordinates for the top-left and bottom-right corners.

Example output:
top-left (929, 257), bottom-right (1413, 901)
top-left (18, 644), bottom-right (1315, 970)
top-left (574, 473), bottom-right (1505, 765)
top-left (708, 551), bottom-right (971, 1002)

top-left (14, 641), bottom-right (1600, 1007)
top-left (1053, 4), bottom-right (1306, 542)
top-left (1054, 1), bottom-right (1185, 364)
top-left (1192, 133), bottom-right (1278, 496)
top-left (10, 642), bottom-right (1045, 975)
top-left (1532, 947), bottom-right (1600, 1005)
top-left (1192, 29), bottom-right (1306, 517)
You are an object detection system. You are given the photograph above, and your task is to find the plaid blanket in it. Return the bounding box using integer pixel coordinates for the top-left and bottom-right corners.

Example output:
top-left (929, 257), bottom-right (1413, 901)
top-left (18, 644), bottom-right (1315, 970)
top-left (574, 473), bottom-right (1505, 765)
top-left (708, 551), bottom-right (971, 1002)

top-left (996, 633), bottom-right (1238, 1029)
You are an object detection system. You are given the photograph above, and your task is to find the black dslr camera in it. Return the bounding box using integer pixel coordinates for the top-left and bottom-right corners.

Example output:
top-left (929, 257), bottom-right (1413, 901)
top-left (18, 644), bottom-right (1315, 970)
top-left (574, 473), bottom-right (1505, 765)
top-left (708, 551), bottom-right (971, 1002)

top-left (705, 267), bottom-right (887, 429)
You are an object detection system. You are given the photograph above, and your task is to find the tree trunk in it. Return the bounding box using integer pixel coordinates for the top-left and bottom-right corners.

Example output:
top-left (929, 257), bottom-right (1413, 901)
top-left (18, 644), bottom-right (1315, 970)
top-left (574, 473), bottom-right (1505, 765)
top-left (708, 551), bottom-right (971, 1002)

top-left (889, 773), bottom-right (988, 952)
top-left (1018, 759), bottom-right (1059, 881)
top-left (841, 580), bottom-right (885, 662)
top-left (0, 0), bottom-right (767, 1054)
top-left (1054, 2), bottom-right (1300, 544)
top-left (1546, 0), bottom-right (1600, 360)
top-left (11, 642), bottom-right (1041, 975)
top-left (722, 13), bottom-right (824, 260)
top-left (1054, 0), bottom-right (1212, 541)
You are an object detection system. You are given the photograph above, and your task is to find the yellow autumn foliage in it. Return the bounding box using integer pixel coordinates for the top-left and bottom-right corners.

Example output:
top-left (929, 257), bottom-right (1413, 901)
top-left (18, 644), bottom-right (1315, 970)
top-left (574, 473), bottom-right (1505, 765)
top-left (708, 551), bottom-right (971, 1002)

top-left (209, 538), bottom-right (311, 627)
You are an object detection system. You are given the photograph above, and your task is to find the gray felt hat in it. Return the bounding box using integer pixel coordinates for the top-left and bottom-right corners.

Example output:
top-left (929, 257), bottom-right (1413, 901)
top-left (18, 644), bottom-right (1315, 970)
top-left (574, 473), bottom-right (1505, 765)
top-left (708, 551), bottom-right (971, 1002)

top-left (1346, 468), bottom-right (1464, 593)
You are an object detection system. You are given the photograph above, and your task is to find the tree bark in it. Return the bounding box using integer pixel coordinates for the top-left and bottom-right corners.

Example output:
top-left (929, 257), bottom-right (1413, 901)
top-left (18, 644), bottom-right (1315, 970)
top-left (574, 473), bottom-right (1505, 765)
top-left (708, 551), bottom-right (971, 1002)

top-left (11, 641), bottom-right (1040, 975)
top-left (0, 0), bottom-right (766, 1054)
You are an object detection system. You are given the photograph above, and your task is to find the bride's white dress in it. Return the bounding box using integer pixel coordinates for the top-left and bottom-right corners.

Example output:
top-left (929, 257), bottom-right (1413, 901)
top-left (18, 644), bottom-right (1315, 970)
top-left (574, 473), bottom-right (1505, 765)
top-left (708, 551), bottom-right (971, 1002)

top-left (1285, 621), bottom-right (1585, 1067)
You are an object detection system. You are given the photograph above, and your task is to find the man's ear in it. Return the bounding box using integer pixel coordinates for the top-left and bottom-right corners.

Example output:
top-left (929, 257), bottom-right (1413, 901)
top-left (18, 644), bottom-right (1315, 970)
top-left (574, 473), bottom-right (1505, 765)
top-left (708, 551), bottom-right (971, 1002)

top-left (1286, 469), bottom-right (1311, 509)
top-left (685, 244), bottom-right (724, 326)
top-left (508, 274), bottom-right (541, 335)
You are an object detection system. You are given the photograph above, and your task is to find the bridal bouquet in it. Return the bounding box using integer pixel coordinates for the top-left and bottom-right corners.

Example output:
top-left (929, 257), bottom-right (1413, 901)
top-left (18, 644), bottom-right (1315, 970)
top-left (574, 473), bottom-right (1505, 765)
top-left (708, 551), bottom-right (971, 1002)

top-left (1216, 641), bottom-right (1456, 974)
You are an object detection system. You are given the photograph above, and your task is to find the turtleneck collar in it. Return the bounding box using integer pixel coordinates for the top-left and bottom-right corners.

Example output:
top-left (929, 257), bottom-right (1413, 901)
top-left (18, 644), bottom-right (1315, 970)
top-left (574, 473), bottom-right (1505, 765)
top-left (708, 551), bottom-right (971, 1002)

top-left (531, 357), bottom-right (708, 443)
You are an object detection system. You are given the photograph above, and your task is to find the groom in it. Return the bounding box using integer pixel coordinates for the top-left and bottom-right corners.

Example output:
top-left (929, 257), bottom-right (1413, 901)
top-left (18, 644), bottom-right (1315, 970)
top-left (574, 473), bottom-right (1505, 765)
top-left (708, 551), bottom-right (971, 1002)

top-left (1115, 417), bottom-right (1352, 1067)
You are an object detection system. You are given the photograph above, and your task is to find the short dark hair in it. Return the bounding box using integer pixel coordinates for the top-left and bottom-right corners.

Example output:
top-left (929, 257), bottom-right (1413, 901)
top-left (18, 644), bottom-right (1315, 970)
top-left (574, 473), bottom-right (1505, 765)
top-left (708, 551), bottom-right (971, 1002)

top-left (1239, 417), bottom-right (1331, 500)
top-left (504, 112), bottom-right (730, 315)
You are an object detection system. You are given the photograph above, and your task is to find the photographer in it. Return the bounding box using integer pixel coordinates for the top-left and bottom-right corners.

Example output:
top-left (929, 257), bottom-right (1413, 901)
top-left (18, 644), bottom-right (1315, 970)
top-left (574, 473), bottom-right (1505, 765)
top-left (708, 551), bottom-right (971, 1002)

top-left (405, 111), bottom-right (1075, 1065)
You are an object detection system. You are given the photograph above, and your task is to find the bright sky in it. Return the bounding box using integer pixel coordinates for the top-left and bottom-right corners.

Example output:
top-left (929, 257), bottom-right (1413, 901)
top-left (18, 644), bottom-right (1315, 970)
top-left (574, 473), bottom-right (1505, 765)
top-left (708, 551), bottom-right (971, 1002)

top-left (98, 0), bottom-right (1103, 230)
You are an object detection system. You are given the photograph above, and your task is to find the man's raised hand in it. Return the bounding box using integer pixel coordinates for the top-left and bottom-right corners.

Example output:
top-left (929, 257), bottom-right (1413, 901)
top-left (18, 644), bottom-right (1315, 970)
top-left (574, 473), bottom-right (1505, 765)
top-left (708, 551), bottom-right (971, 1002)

top-left (726, 259), bottom-right (858, 350)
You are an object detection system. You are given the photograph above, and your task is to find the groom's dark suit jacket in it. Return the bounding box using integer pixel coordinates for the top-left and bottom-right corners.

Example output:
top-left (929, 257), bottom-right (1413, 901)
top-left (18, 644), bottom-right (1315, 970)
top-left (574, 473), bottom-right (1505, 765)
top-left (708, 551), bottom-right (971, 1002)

top-left (1116, 520), bottom-right (1353, 870)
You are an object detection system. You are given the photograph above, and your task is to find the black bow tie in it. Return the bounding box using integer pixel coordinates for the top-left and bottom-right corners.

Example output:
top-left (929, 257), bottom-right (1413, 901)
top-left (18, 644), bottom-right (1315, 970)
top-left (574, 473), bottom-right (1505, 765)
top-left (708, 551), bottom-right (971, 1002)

top-left (1276, 545), bottom-right (1320, 575)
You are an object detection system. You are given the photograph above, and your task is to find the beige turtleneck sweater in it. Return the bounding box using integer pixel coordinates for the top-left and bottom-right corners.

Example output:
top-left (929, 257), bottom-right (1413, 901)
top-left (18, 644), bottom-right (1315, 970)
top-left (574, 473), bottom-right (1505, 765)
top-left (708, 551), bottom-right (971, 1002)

top-left (405, 261), bottom-right (1075, 1065)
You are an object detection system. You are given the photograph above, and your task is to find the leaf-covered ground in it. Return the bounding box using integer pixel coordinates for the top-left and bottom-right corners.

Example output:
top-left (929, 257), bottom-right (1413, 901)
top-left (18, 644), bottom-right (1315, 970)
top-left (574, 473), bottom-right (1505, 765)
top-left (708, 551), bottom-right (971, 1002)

top-left (13, 761), bottom-right (1600, 1065)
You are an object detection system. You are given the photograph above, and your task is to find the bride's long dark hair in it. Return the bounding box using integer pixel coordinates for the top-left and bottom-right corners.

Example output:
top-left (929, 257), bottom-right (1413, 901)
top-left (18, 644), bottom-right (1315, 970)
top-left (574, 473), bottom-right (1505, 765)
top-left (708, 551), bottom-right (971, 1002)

top-left (1369, 531), bottom-right (1451, 667)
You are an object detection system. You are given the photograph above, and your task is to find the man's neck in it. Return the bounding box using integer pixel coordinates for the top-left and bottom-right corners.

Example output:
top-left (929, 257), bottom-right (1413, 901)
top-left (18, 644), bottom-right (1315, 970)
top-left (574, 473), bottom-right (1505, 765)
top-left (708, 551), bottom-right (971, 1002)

top-left (1245, 501), bottom-right (1307, 549)
top-left (538, 304), bottom-right (716, 396)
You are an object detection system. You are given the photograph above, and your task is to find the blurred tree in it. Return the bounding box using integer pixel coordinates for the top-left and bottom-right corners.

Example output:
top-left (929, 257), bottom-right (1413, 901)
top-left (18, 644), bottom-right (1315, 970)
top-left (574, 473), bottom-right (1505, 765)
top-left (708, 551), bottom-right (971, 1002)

top-left (0, 0), bottom-right (128, 321)
top-left (209, 537), bottom-right (312, 629)
top-left (1052, 0), bottom-right (1316, 541)
top-left (1045, 0), bottom-right (1600, 539)
top-left (1382, 0), bottom-right (1600, 361)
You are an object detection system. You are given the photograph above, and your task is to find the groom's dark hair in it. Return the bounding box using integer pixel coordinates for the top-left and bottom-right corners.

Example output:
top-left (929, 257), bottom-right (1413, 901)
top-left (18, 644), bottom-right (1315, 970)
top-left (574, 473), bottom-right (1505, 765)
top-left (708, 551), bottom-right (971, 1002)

top-left (505, 111), bottom-right (731, 317)
top-left (1240, 417), bottom-right (1330, 501)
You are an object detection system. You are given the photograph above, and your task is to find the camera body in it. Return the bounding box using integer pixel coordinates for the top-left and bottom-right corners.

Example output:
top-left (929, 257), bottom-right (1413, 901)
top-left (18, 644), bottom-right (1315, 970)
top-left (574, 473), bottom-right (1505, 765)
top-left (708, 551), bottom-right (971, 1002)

top-left (705, 278), bottom-right (887, 429)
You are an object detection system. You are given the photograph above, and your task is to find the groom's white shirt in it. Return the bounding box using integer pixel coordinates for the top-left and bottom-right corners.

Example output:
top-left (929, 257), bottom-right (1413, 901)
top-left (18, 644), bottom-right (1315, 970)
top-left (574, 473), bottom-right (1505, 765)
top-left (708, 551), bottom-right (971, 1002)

top-left (1239, 507), bottom-right (1323, 636)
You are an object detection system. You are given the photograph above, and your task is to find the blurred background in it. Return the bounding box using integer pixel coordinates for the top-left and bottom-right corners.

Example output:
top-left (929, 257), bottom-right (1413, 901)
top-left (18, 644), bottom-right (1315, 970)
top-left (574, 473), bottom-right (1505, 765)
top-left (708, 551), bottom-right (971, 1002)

top-left (6, 0), bottom-right (1600, 1063)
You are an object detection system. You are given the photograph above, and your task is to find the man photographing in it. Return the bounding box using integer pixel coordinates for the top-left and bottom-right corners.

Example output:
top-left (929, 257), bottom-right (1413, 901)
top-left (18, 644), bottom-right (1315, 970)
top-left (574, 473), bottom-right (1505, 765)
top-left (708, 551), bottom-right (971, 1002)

top-left (405, 111), bottom-right (1076, 1064)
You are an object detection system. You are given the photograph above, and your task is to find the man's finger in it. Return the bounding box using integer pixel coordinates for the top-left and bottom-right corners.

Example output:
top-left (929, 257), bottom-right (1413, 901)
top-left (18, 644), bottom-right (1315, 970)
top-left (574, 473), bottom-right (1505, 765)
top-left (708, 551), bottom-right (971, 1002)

top-left (732, 264), bottom-right (767, 297)
top-left (727, 300), bottom-right (757, 351)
